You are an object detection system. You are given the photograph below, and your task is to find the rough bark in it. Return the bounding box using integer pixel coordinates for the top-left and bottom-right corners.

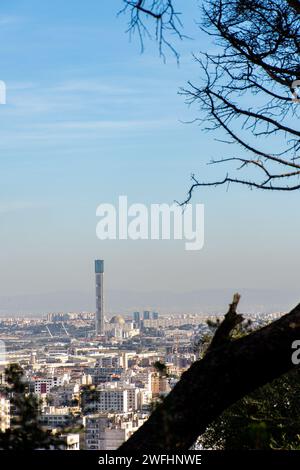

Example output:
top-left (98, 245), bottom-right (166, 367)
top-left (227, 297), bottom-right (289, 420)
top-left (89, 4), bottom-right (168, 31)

top-left (119, 302), bottom-right (300, 451)
top-left (207, 293), bottom-right (243, 352)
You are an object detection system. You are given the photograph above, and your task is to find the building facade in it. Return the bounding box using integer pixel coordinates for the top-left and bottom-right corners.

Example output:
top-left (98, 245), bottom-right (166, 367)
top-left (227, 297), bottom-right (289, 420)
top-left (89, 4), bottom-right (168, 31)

top-left (95, 260), bottom-right (104, 336)
top-left (0, 397), bottom-right (10, 433)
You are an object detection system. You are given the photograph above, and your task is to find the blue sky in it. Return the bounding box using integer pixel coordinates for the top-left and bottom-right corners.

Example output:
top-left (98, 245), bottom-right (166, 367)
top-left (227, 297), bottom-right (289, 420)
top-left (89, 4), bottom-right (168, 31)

top-left (0, 1), bottom-right (299, 314)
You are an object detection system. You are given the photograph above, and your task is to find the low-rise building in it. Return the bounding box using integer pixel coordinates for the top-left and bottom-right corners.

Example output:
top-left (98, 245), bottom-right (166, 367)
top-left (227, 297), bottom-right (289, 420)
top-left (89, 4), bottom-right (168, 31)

top-left (48, 383), bottom-right (80, 407)
top-left (39, 406), bottom-right (75, 429)
top-left (33, 375), bottom-right (68, 395)
top-left (59, 433), bottom-right (80, 450)
top-left (84, 413), bottom-right (147, 450)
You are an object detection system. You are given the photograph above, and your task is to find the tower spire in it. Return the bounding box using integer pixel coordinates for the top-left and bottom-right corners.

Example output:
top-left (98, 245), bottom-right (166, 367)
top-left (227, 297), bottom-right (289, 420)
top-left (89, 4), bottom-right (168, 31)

top-left (95, 259), bottom-right (104, 336)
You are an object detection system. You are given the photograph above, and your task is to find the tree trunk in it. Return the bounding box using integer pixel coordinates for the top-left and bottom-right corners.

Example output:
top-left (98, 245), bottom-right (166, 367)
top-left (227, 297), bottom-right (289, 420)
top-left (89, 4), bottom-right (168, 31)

top-left (119, 302), bottom-right (300, 451)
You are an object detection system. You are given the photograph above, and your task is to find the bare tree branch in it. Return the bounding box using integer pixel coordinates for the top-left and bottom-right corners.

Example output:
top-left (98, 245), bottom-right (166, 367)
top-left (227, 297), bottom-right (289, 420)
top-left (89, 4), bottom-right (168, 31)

top-left (120, 1), bottom-right (300, 194)
top-left (119, 0), bottom-right (187, 61)
top-left (180, 0), bottom-right (300, 197)
top-left (207, 293), bottom-right (243, 352)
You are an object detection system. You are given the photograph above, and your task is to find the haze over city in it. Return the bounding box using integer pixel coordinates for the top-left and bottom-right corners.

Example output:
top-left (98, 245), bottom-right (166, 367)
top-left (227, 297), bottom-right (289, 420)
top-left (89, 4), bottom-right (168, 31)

top-left (1, 1), bottom-right (300, 317)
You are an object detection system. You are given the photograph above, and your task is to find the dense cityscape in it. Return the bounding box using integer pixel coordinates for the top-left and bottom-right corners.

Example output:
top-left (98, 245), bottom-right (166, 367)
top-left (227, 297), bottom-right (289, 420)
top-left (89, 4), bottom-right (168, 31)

top-left (0, 0), bottom-right (299, 465)
top-left (0, 260), bottom-right (283, 450)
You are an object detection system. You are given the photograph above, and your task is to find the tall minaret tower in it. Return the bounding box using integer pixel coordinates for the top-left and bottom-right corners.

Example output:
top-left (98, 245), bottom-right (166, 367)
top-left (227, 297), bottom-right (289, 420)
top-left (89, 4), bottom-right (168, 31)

top-left (95, 260), bottom-right (104, 336)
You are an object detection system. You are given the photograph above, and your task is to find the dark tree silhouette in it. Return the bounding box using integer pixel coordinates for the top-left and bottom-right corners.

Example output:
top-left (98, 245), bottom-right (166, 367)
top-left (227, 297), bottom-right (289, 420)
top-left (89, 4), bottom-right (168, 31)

top-left (119, 295), bottom-right (300, 451)
top-left (0, 364), bottom-right (62, 450)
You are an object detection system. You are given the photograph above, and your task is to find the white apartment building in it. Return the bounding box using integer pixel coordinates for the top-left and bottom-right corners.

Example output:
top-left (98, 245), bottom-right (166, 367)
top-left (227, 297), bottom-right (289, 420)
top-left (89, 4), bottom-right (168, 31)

top-left (48, 383), bottom-right (79, 406)
top-left (97, 427), bottom-right (128, 450)
top-left (85, 385), bottom-right (139, 414)
top-left (34, 375), bottom-right (68, 395)
top-left (0, 396), bottom-right (10, 432)
top-left (128, 369), bottom-right (152, 392)
top-left (39, 406), bottom-right (74, 428)
top-left (60, 433), bottom-right (80, 450)
top-left (95, 355), bottom-right (122, 368)
top-left (92, 389), bottom-right (128, 413)
top-left (85, 413), bottom-right (147, 450)
top-left (126, 387), bottom-right (139, 411)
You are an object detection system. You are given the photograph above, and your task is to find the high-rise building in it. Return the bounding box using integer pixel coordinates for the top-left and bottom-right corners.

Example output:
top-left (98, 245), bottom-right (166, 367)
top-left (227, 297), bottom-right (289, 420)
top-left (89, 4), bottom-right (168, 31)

top-left (143, 311), bottom-right (150, 320)
top-left (133, 312), bottom-right (140, 324)
top-left (95, 260), bottom-right (104, 336)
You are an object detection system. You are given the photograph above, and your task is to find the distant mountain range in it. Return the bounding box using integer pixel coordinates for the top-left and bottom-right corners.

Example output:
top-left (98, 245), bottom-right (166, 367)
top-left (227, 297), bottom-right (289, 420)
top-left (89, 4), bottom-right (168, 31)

top-left (0, 288), bottom-right (299, 316)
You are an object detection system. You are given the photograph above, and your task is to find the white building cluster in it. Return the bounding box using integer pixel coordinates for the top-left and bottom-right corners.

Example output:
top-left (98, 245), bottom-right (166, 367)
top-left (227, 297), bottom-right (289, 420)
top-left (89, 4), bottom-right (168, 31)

top-left (1, 302), bottom-right (277, 450)
top-left (16, 349), bottom-right (182, 449)
top-left (85, 412), bottom-right (148, 450)
top-left (0, 396), bottom-right (10, 433)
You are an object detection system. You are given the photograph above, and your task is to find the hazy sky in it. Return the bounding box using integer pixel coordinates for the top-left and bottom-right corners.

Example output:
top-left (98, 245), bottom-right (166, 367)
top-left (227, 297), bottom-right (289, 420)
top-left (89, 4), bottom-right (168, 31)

top-left (0, 1), bottom-right (299, 313)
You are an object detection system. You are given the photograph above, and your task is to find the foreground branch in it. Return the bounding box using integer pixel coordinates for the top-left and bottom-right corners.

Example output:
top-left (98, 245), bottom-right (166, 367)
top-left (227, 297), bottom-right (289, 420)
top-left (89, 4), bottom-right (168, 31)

top-left (119, 301), bottom-right (300, 451)
top-left (207, 293), bottom-right (243, 352)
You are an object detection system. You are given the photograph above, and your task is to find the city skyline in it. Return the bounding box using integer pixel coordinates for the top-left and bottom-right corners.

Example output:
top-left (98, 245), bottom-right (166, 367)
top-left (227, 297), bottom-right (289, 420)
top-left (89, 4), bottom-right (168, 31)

top-left (1, 1), bottom-right (300, 313)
